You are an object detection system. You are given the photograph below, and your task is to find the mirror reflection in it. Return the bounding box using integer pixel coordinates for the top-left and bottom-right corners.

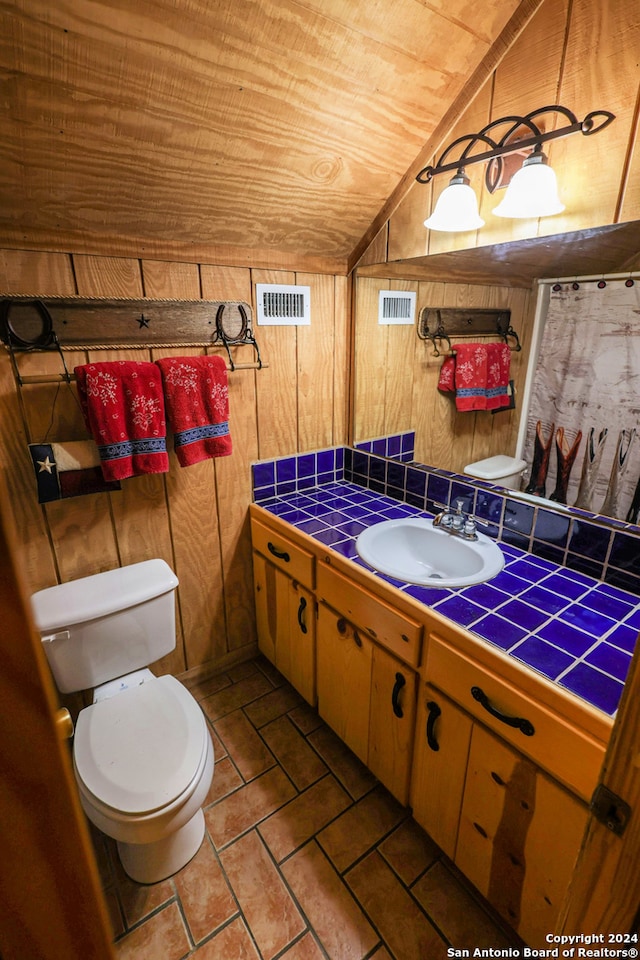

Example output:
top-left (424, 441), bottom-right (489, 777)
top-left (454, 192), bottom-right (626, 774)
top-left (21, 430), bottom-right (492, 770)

top-left (353, 221), bottom-right (640, 534)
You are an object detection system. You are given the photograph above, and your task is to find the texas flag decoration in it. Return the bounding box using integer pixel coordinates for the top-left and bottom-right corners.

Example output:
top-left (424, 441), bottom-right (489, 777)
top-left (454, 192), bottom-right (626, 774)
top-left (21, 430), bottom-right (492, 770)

top-left (28, 441), bottom-right (121, 504)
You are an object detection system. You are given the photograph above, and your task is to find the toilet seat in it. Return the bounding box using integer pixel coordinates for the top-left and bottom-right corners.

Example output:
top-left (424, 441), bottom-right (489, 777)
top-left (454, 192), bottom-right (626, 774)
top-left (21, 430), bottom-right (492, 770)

top-left (74, 675), bottom-right (208, 815)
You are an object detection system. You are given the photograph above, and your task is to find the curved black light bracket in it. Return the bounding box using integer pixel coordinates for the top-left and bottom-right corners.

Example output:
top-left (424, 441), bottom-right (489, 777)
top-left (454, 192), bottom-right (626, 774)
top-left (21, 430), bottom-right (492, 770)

top-left (416, 106), bottom-right (615, 193)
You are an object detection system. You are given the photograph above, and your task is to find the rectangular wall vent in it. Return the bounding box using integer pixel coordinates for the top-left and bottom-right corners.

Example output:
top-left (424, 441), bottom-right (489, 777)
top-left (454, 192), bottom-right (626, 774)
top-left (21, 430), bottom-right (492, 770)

top-left (378, 290), bottom-right (416, 325)
top-left (256, 284), bottom-right (311, 325)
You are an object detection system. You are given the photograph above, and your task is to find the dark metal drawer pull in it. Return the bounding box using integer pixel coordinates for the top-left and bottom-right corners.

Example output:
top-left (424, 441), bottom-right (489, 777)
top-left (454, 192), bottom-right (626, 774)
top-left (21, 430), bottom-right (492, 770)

top-left (426, 700), bottom-right (441, 751)
top-left (297, 596), bottom-right (308, 634)
top-left (267, 541), bottom-right (290, 562)
top-left (391, 672), bottom-right (406, 718)
top-left (471, 685), bottom-right (535, 736)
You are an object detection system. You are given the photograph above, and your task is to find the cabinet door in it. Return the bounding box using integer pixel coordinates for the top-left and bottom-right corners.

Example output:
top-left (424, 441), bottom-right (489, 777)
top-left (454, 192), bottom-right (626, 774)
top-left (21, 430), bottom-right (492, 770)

top-left (253, 552), bottom-right (316, 705)
top-left (253, 551), bottom-right (282, 664)
top-left (280, 578), bottom-right (316, 706)
top-left (368, 646), bottom-right (418, 805)
top-left (410, 683), bottom-right (472, 859)
top-left (317, 602), bottom-right (372, 764)
top-left (456, 723), bottom-right (588, 948)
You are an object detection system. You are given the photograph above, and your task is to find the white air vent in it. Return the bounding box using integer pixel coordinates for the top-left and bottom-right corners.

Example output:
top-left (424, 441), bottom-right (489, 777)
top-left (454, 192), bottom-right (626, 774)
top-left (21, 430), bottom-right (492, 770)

top-left (378, 290), bottom-right (416, 325)
top-left (256, 284), bottom-right (311, 325)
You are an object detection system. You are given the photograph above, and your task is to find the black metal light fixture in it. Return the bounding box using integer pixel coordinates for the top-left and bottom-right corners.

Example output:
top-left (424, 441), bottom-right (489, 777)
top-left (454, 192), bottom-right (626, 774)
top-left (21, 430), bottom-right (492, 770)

top-left (417, 105), bottom-right (615, 232)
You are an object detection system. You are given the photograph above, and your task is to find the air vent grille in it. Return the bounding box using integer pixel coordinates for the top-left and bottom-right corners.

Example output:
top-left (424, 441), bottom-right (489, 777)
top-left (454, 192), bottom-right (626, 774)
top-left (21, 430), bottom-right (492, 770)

top-left (378, 291), bottom-right (416, 325)
top-left (256, 284), bottom-right (311, 325)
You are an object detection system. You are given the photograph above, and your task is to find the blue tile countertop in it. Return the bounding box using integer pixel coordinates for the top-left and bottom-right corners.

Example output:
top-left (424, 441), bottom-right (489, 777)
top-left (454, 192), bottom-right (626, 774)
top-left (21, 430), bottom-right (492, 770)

top-left (256, 480), bottom-right (640, 718)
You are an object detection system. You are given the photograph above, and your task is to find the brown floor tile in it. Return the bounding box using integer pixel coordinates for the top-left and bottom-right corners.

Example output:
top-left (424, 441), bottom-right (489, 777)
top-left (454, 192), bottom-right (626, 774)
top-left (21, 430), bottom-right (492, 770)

top-left (219, 830), bottom-right (305, 959)
top-left (112, 855), bottom-right (175, 928)
top-left (278, 932), bottom-right (326, 959)
top-left (214, 708), bottom-right (276, 780)
top-left (228, 659), bottom-right (260, 681)
top-left (282, 842), bottom-right (379, 960)
top-left (243, 684), bottom-right (304, 727)
top-left (206, 724), bottom-right (228, 762)
top-left (288, 702), bottom-right (324, 735)
top-left (317, 783), bottom-right (406, 873)
top-left (378, 818), bottom-right (440, 886)
top-left (114, 901), bottom-right (190, 960)
top-left (204, 755), bottom-right (244, 805)
top-left (347, 851), bottom-right (450, 960)
top-left (259, 774), bottom-right (351, 863)
top-left (101, 657), bottom-right (519, 960)
top-left (254, 655), bottom-right (287, 687)
top-left (307, 725), bottom-right (377, 800)
top-left (174, 837), bottom-right (237, 944)
top-left (186, 672), bottom-right (232, 702)
top-left (261, 715), bottom-right (328, 790)
top-left (200, 673), bottom-right (274, 722)
top-left (412, 860), bottom-right (517, 951)
top-left (205, 765), bottom-right (297, 849)
top-left (192, 916), bottom-right (261, 959)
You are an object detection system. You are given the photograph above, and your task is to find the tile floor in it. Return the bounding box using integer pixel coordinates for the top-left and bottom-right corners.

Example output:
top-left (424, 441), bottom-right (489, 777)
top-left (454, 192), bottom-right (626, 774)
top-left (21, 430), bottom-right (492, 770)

top-left (93, 657), bottom-right (523, 960)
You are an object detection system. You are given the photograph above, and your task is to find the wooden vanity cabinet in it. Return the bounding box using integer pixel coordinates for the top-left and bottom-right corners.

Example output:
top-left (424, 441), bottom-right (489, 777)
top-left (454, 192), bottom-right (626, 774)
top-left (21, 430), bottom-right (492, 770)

top-left (316, 599), bottom-right (417, 804)
top-left (249, 505), bottom-right (612, 948)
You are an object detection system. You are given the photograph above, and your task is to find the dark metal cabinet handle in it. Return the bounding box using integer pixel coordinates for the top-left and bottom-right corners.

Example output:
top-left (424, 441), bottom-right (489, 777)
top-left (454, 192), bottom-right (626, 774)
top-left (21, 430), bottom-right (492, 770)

top-left (391, 672), bottom-right (406, 718)
top-left (470, 686), bottom-right (535, 736)
top-left (297, 596), bottom-right (308, 634)
top-left (267, 541), bottom-right (290, 562)
top-left (426, 700), bottom-right (441, 751)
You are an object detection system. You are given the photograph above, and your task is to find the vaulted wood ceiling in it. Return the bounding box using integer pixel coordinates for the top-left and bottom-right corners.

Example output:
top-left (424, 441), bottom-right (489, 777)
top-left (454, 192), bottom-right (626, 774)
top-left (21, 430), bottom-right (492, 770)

top-left (0, 0), bottom-right (536, 272)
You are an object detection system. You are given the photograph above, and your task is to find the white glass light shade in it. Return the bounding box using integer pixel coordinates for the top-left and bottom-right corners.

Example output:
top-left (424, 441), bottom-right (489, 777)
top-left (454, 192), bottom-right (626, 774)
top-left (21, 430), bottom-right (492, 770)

top-left (424, 172), bottom-right (485, 232)
top-left (492, 151), bottom-right (565, 218)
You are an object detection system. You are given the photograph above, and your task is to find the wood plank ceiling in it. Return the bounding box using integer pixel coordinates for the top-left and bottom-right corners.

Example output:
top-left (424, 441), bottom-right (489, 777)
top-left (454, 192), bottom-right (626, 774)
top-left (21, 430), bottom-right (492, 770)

top-left (0, 0), bottom-right (531, 272)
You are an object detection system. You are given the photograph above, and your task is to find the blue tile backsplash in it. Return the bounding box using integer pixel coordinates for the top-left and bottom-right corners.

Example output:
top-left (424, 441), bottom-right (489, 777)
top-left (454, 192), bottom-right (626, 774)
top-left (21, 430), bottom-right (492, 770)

top-left (252, 444), bottom-right (640, 716)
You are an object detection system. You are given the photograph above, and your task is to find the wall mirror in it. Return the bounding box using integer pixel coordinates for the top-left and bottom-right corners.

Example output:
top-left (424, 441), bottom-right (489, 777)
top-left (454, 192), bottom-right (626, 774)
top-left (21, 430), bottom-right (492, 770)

top-left (352, 220), bottom-right (640, 533)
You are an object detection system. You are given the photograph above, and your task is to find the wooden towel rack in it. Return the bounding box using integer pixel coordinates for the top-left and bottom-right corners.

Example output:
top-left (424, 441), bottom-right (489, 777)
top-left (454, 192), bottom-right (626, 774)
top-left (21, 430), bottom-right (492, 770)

top-left (1, 295), bottom-right (268, 385)
top-left (417, 306), bottom-right (522, 357)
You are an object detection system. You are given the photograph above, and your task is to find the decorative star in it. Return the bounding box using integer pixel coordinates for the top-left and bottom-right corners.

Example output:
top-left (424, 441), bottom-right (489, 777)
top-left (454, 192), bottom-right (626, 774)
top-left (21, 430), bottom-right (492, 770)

top-left (138, 314), bottom-right (150, 329)
top-left (37, 457), bottom-right (55, 474)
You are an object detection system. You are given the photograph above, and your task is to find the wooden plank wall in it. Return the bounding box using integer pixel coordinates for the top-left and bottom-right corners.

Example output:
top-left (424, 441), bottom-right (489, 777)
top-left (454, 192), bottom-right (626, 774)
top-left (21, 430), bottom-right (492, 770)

top-left (354, 276), bottom-right (533, 473)
top-left (370, 0), bottom-right (640, 266)
top-left (0, 250), bottom-right (349, 682)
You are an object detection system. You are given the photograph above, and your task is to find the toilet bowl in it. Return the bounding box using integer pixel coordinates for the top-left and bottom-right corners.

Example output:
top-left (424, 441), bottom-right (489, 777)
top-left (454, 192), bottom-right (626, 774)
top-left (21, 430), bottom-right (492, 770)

top-left (464, 454), bottom-right (527, 490)
top-left (31, 559), bottom-right (214, 884)
top-left (73, 675), bottom-right (214, 883)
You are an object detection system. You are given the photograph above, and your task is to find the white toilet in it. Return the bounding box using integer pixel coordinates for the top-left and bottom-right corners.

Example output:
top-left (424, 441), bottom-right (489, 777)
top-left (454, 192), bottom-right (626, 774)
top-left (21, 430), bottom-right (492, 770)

top-left (464, 454), bottom-right (527, 490)
top-left (31, 559), bottom-right (214, 885)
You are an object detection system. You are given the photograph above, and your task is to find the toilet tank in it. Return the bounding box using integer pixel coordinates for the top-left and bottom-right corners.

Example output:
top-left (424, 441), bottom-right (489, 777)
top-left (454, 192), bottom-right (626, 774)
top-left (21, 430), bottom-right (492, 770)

top-left (31, 559), bottom-right (179, 694)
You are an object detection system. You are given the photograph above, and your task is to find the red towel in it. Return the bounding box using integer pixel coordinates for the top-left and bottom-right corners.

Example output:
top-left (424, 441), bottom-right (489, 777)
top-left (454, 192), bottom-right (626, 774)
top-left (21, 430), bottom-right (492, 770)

top-left (156, 355), bottom-right (232, 466)
top-left (74, 361), bottom-right (169, 481)
top-left (437, 355), bottom-right (456, 392)
top-left (452, 342), bottom-right (511, 411)
top-left (485, 342), bottom-right (511, 410)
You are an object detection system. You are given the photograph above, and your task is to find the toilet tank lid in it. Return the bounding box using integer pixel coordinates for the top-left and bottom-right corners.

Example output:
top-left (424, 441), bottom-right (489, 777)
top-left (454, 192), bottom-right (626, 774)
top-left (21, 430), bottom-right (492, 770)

top-left (464, 455), bottom-right (527, 479)
top-left (31, 559), bottom-right (179, 633)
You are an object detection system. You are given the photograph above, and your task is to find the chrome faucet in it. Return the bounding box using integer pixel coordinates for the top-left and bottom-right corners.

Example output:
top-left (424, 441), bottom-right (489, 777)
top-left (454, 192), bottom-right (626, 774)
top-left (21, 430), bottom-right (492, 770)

top-left (432, 498), bottom-right (480, 540)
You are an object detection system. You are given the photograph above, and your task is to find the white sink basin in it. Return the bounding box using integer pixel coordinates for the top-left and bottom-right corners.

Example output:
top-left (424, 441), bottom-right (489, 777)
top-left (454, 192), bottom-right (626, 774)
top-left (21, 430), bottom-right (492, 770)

top-left (356, 517), bottom-right (504, 588)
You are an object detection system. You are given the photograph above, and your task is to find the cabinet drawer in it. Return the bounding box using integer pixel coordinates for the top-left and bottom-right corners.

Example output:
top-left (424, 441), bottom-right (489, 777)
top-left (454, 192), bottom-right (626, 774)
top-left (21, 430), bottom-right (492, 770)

top-left (426, 634), bottom-right (605, 801)
top-left (317, 563), bottom-right (422, 667)
top-left (251, 518), bottom-right (315, 588)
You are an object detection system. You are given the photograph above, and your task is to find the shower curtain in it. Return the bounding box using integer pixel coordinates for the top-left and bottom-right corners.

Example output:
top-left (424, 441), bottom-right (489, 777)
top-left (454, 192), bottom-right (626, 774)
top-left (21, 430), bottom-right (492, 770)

top-left (522, 280), bottom-right (640, 521)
